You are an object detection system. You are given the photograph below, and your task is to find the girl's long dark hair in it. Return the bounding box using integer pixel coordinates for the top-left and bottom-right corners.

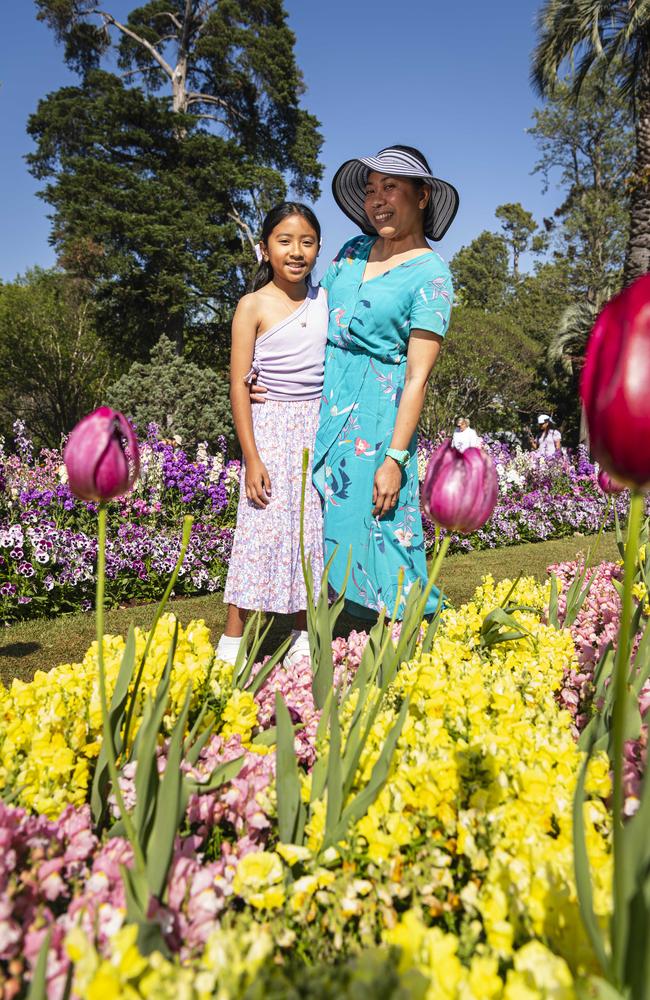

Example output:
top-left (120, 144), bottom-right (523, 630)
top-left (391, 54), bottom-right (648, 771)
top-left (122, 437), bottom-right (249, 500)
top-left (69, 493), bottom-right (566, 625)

top-left (248, 202), bottom-right (321, 292)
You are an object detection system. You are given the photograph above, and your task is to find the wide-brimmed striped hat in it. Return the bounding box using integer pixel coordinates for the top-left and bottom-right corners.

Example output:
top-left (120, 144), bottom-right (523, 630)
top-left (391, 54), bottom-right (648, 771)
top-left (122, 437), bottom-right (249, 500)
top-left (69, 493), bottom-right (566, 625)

top-left (332, 145), bottom-right (459, 242)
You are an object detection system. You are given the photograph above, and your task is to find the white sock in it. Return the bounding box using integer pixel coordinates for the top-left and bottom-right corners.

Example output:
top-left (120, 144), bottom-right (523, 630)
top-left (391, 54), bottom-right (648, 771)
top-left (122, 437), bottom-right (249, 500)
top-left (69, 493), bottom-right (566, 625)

top-left (290, 629), bottom-right (309, 646)
top-left (216, 634), bottom-right (244, 665)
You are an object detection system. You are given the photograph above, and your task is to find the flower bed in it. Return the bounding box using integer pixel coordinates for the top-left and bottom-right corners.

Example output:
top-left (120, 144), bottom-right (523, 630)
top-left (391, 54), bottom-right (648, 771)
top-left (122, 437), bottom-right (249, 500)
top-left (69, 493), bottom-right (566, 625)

top-left (1, 422), bottom-right (643, 626)
top-left (0, 578), bottom-right (613, 998)
top-left (552, 551), bottom-right (650, 815)
top-left (420, 442), bottom-right (634, 553)
top-left (0, 424), bottom-right (239, 623)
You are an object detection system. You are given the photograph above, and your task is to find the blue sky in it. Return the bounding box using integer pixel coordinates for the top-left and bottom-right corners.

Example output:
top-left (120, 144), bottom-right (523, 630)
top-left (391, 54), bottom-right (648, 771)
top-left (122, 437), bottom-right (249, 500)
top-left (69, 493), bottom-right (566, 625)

top-left (1, 0), bottom-right (560, 283)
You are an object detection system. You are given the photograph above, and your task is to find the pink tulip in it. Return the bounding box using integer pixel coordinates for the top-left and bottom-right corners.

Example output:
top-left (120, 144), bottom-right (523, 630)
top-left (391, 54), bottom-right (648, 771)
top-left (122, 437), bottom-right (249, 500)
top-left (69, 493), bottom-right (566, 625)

top-left (597, 469), bottom-right (625, 495)
top-left (581, 275), bottom-right (650, 489)
top-left (63, 406), bottom-right (140, 501)
top-left (422, 440), bottom-right (498, 533)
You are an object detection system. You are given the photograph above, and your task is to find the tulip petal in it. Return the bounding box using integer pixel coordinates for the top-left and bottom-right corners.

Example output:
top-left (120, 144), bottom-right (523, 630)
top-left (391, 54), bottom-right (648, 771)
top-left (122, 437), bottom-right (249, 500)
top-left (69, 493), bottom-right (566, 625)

top-left (63, 406), bottom-right (140, 502)
top-left (582, 276), bottom-right (650, 489)
top-left (94, 433), bottom-right (130, 500)
top-left (422, 441), bottom-right (498, 535)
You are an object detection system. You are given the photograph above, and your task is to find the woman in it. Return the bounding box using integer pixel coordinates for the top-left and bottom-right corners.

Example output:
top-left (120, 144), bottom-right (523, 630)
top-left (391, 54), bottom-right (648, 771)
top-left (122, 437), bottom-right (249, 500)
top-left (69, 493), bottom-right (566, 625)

top-left (533, 413), bottom-right (561, 458)
top-left (253, 144), bottom-right (458, 619)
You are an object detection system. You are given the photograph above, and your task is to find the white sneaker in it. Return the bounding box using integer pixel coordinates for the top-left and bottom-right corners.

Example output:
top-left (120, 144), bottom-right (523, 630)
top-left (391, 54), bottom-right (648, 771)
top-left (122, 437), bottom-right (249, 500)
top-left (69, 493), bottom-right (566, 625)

top-left (283, 635), bottom-right (311, 668)
top-left (216, 635), bottom-right (245, 666)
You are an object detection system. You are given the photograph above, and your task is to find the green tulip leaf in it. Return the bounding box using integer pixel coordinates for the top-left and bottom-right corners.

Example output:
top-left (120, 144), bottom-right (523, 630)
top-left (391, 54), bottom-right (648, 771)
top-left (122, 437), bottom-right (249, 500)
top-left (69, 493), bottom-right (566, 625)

top-left (548, 572), bottom-right (559, 628)
top-left (145, 687), bottom-right (191, 899)
top-left (275, 692), bottom-right (306, 845)
top-left (572, 747), bottom-right (611, 977)
top-left (26, 928), bottom-right (52, 1000)
top-left (91, 624), bottom-right (136, 826)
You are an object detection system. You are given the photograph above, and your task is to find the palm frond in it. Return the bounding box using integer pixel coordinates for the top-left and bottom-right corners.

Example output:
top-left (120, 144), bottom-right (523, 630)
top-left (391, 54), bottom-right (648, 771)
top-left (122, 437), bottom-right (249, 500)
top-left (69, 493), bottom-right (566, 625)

top-left (548, 281), bottom-right (619, 373)
top-left (531, 0), bottom-right (650, 103)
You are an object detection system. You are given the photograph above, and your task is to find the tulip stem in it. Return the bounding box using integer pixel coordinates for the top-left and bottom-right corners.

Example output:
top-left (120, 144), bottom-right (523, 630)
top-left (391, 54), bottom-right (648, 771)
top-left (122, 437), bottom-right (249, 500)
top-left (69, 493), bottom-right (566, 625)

top-left (95, 502), bottom-right (145, 873)
top-left (611, 489), bottom-right (643, 982)
top-left (423, 534), bottom-right (450, 609)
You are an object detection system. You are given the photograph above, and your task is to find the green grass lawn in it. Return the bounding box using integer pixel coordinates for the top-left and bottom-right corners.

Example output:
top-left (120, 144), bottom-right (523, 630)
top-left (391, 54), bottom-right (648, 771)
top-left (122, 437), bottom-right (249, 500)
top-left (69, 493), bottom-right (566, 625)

top-left (0, 530), bottom-right (619, 687)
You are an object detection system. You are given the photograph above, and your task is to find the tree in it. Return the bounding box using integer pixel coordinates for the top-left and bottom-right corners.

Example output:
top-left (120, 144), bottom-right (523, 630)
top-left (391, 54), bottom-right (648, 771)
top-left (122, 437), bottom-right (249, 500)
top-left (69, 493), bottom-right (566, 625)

top-left (495, 202), bottom-right (545, 277)
top-left (532, 1), bottom-right (650, 284)
top-left (28, 1), bottom-right (323, 360)
top-left (0, 269), bottom-right (112, 447)
top-left (106, 334), bottom-right (234, 448)
top-left (528, 72), bottom-right (631, 302)
top-left (503, 258), bottom-right (573, 346)
top-left (420, 307), bottom-right (547, 440)
top-left (449, 231), bottom-right (510, 311)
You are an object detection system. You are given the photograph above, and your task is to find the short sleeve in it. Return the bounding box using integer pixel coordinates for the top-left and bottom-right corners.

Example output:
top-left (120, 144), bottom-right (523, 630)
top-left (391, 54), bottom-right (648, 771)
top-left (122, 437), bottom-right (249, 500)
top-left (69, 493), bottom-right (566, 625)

top-left (409, 265), bottom-right (454, 337)
top-left (319, 236), bottom-right (369, 292)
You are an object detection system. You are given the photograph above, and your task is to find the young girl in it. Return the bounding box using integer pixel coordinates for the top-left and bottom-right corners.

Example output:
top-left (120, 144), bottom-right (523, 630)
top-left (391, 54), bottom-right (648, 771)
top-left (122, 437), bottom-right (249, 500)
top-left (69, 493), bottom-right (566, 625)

top-left (216, 203), bottom-right (328, 666)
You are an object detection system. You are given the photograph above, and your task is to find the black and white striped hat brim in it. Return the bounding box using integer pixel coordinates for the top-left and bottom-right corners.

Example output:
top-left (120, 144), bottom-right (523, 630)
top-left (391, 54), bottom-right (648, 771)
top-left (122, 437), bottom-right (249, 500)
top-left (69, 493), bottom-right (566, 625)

top-left (332, 146), bottom-right (459, 242)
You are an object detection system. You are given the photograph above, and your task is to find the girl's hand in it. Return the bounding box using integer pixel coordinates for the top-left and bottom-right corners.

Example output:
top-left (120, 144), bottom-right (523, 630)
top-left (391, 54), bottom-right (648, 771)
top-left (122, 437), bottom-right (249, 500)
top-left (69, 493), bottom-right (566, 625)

top-left (372, 458), bottom-right (402, 519)
top-left (246, 457), bottom-right (272, 507)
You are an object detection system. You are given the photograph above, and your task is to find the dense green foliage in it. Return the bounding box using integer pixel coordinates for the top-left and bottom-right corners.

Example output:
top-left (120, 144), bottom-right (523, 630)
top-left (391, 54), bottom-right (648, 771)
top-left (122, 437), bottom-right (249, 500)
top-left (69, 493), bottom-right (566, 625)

top-left (421, 307), bottom-right (547, 438)
top-left (28, 0), bottom-right (323, 363)
top-left (107, 335), bottom-right (234, 447)
top-left (449, 230), bottom-right (510, 312)
top-left (0, 268), bottom-right (112, 447)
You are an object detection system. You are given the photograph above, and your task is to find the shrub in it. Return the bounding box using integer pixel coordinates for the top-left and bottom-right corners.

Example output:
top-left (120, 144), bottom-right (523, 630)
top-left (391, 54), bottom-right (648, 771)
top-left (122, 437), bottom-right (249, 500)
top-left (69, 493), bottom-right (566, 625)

top-left (107, 335), bottom-right (234, 450)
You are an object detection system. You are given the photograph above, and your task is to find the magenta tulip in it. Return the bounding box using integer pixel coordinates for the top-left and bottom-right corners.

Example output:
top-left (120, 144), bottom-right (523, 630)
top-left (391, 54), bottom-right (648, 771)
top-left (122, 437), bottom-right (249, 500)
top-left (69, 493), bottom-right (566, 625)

top-left (422, 440), bottom-right (498, 533)
top-left (581, 274), bottom-right (650, 489)
top-left (597, 468), bottom-right (625, 496)
top-left (63, 406), bottom-right (140, 501)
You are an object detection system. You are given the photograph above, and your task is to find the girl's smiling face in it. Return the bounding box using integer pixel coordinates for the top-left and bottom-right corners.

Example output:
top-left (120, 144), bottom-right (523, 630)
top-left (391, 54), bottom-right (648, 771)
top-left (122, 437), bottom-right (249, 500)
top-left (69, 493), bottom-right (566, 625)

top-left (261, 213), bottom-right (319, 284)
top-left (363, 171), bottom-right (430, 240)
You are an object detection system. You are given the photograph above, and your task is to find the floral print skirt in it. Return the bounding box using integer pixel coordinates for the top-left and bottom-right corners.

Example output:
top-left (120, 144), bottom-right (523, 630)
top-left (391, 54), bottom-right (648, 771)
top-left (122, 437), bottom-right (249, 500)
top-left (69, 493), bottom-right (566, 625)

top-left (224, 399), bottom-right (324, 614)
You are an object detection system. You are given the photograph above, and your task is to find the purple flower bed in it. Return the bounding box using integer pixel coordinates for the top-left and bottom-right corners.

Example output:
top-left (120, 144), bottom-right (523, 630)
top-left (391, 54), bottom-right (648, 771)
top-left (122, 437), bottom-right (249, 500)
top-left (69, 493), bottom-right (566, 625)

top-left (0, 423), bottom-right (240, 624)
top-left (419, 441), bottom-right (634, 554)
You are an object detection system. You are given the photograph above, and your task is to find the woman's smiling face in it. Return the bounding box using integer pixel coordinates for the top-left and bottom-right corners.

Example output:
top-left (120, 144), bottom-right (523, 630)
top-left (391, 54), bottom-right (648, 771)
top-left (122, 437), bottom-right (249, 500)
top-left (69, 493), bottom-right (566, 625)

top-left (363, 171), bottom-right (430, 240)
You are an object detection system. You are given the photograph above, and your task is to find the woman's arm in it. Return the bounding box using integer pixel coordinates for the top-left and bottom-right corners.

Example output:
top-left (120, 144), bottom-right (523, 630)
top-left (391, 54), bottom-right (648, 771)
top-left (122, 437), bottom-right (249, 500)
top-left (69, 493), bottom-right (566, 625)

top-left (372, 330), bottom-right (443, 518)
top-left (230, 296), bottom-right (272, 507)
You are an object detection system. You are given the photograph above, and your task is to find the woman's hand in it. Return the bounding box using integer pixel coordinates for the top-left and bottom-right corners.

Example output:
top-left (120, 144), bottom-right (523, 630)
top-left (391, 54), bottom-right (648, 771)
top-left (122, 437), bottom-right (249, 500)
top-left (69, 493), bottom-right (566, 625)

top-left (245, 456), bottom-right (272, 507)
top-left (372, 458), bottom-right (402, 518)
top-left (247, 372), bottom-right (268, 405)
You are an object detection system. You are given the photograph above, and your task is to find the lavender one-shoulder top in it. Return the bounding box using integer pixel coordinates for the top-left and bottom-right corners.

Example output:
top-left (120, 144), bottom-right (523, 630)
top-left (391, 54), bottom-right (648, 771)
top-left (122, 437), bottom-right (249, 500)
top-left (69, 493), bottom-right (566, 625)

top-left (244, 284), bottom-right (328, 401)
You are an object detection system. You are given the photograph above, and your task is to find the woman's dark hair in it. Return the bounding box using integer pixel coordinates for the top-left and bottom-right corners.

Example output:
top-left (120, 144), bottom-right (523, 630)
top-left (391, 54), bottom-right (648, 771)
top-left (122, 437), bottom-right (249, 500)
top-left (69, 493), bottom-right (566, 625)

top-left (248, 201), bottom-right (321, 292)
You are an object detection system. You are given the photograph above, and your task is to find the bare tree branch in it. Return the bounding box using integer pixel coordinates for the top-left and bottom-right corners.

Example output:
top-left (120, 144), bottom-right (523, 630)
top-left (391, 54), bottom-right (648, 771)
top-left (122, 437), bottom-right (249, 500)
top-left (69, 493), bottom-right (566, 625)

top-left (150, 10), bottom-right (183, 31)
top-left (228, 208), bottom-right (257, 254)
top-left (193, 112), bottom-right (229, 126)
top-left (89, 7), bottom-right (174, 80)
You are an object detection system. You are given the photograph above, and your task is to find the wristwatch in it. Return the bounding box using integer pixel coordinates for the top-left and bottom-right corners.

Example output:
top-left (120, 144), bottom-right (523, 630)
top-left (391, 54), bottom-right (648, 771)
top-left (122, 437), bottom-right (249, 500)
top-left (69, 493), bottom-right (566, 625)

top-left (386, 447), bottom-right (410, 467)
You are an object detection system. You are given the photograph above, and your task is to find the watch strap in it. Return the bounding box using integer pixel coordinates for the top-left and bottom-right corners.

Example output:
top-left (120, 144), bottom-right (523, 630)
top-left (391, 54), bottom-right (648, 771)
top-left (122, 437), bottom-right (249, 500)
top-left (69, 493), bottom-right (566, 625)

top-left (386, 447), bottom-right (409, 467)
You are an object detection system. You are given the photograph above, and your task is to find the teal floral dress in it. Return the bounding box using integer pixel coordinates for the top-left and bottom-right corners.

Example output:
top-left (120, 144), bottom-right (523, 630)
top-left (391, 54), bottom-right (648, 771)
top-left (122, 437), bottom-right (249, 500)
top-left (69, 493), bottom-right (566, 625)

top-left (313, 235), bottom-right (453, 619)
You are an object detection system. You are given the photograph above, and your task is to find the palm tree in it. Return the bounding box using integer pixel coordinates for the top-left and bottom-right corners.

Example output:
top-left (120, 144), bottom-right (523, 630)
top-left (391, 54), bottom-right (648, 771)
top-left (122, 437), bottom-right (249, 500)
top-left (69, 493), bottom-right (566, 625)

top-left (532, 1), bottom-right (650, 284)
top-left (547, 281), bottom-right (616, 373)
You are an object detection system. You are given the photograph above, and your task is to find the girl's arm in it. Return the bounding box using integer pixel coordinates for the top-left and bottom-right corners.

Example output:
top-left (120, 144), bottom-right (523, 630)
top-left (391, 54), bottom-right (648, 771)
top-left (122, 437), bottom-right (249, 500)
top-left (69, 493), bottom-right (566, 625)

top-left (372, 330), bottom-right (443, 518)
top-left (230, 296), bottom-right (272, 507)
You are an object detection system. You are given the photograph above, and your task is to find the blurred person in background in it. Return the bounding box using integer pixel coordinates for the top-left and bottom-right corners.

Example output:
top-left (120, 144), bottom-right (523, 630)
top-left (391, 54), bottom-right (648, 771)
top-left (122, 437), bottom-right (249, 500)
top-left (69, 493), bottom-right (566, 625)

top-left (532, 413), bottom-right (561, 458)
top-left (452, 416), bottom-right (482, 453)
